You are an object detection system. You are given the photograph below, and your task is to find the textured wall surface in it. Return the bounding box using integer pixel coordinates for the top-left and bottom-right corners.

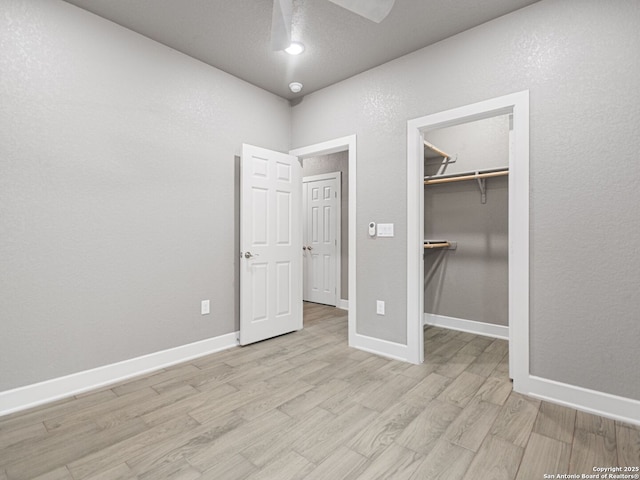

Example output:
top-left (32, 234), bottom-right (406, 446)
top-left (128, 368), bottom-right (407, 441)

top-left (292, 0), bottom-right (640, 399)
top-left (2, 0), bottom-right (639, 403)
top-left (302, 152), bottom-right (349, 300)
top-left (0, 0), bottom-right (290, 391)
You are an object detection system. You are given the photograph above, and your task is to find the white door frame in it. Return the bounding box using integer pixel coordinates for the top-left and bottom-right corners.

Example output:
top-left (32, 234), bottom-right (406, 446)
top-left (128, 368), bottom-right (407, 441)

top-left (407, 91), bottom-right (530, 392)
top-left (290, 135), bottom-right (356, 345)
top-left (303, 172), bottom-right (342, 306)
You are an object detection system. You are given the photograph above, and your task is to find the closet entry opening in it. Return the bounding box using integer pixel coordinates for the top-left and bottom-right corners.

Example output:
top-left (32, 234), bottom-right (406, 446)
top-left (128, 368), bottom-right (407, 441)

top-left (423, 114), bottom-right (511, 375)
top-left (407, 91), bottom-right (529, 390)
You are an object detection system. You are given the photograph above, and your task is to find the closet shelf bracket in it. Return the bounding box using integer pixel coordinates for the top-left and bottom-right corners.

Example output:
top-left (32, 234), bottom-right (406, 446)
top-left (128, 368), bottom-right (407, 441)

top-left (476, 176), bottom-right (487, 204)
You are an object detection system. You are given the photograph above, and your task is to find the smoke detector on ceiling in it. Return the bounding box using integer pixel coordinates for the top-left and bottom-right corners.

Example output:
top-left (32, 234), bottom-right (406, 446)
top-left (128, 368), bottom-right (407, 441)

top-left (289, 82), bottom-right (303, 93)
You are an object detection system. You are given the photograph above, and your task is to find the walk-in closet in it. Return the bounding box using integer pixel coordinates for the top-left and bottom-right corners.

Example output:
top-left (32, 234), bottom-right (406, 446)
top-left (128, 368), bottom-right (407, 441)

top-left (423, 114), bottom-right (510, 341)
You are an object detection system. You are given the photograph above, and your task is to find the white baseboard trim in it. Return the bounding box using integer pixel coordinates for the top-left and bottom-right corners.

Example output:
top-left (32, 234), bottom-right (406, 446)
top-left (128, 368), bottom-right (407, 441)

top-left (350, 332), bottom-right (409, 362)
top-left (424, 313), bottom-right (640, 426)
top-left (0, 332), bottom-right (239, 417)
top-left (337, 299), bottom-right (349, 311)
top-left (516, 375), bottom-right (640, 427)
top-left (424, 313), bottom-right (509, 340)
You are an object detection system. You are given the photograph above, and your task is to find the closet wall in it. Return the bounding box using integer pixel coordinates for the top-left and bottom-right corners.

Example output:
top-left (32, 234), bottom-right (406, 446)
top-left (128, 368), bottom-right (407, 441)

top-left (424, 115), bottom-right (509, 326)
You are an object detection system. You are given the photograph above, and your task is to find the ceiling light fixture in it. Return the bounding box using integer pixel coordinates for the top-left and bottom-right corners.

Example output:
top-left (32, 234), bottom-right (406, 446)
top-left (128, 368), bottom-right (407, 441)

top-left (285, 42), bottom-right (305, 55)
top-left (288, 82), bottom-right (303, 93)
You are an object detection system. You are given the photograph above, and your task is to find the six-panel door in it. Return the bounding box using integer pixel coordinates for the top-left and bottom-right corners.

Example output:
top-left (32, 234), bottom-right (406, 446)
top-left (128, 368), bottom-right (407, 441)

top-left (240, 144), bottom-right (302, 345)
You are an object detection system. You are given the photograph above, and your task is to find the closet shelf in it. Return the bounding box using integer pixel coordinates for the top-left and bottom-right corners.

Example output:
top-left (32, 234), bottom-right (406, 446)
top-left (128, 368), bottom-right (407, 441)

top-left (424, 167), bottom-right (509, 185)
top-left (424, 167), bottom-right (508, 204)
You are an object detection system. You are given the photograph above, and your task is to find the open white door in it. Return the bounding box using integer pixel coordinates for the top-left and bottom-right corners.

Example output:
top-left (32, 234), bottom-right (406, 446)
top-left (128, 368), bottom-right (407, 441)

top-left (240, 144), bottom-right (302, 345)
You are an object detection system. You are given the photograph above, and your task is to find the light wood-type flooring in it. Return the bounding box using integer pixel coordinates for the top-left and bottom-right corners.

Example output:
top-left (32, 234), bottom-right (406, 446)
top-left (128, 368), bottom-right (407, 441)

top-left (1, 302), bottom-right (638, 479)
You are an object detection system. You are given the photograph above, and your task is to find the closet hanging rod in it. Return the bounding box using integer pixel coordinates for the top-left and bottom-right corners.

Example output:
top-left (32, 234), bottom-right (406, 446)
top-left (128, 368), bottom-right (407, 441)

top-left (424, 168), bottom-right (508, 185)
top-left (424, 241), bottom-right (451, 249)
top-left (423, 140), bottom-right (451, 159)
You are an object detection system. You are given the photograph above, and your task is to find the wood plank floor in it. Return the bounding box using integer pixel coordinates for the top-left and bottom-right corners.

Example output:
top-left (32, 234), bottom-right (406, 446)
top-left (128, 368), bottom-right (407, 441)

top-left (1, 302), bottom-right (638, 480)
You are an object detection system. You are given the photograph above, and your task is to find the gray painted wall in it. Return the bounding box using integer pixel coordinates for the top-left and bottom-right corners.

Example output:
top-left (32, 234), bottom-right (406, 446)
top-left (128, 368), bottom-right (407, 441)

top-left (2, 0), bottom-right (639, 405)
top-left (425, 178), bottom-right (508, 326)
top-left (0, 0), bottom-right (290, 391)
top-left (424, 116), bottom-right (509, 326)
top-left (425, 115), bottom-right (510, 176)
top-left (292, 0), bottom-right (640, 400)
top-left (302, 152), bottom-right (349, 300)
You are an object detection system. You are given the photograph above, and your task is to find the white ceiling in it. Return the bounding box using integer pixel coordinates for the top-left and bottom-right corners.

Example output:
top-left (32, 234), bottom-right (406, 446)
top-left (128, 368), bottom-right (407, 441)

top-left (64, 0), bottom-right (540, 100)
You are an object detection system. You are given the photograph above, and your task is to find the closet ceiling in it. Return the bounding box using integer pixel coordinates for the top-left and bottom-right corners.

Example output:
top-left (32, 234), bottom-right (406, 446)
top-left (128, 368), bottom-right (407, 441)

top-left (64, 0), bottom-right (540, 101)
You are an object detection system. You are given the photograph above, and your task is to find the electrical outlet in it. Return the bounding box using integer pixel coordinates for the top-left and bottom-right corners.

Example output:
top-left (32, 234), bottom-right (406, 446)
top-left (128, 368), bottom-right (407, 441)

top-left (376, 300), bottom-right (385, 315)
top-left (201, 300), bottom-right (210, 315)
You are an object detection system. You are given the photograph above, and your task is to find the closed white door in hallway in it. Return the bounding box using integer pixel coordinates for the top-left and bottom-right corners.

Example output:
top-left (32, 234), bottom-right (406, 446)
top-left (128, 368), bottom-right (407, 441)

top-left (303, 173), bottom-right (340, 306)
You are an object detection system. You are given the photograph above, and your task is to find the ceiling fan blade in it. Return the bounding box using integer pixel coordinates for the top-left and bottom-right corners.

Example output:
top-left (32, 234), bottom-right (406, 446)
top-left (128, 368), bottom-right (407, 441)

top-left (327, 0), bottom-right (396, 23)
top-left (271, 0), bottom-right (293, 51)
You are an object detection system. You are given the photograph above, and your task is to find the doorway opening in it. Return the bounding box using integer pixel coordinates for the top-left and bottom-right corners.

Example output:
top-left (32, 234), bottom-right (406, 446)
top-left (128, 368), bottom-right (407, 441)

top-left (407, 92), bottom-right (529, 392)
top-left (301, 155), bottom-right (348, 308)
top-left (423, 114), bottom-right (510, 337)
top-left (290, 135), bottom-right (356, 345)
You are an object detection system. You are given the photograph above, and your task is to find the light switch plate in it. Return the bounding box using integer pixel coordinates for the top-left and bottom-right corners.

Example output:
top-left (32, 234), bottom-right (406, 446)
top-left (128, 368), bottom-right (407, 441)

top-left (376, 300), bottom-right (385, 315)
top-left (201, 300), bottom-right (210, 315)
top-left (377, 223), bottom-right (394, 237)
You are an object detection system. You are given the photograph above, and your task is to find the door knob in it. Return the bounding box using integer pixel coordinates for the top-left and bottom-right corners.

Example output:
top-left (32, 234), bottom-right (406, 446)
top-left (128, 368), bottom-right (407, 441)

top-left (302, 246), bottom-right (307, 251)
top-left (244, 252), bottom-right (259, 258)
top-left (306, 245), bottom-right (313, 251)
